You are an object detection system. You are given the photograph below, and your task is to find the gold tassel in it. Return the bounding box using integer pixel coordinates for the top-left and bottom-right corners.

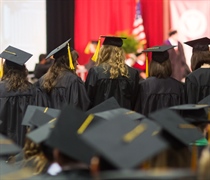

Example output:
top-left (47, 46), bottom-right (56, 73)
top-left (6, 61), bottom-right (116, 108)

top-left (208, 108), bottom-right (210, 143)
top-left (191, 145), bottom-right (197, 171)
top-left (146, 54), bottom-right (149, 77)
top-left (0, 58), bottom-right (3, 79)
top-left (91, 37), bottom-right (101, 62)
top-left (67, 43), bottom-right (74, 69)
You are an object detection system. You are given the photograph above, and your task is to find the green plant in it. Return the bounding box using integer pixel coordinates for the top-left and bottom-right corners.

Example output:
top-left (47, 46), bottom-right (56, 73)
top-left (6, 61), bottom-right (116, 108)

top-left (116, 32), bottom-right (141, 53)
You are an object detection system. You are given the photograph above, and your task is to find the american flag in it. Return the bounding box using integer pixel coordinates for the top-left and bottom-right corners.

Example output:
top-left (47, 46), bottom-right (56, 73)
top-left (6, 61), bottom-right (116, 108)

top-left (132, 0), bottom-right (147, 46)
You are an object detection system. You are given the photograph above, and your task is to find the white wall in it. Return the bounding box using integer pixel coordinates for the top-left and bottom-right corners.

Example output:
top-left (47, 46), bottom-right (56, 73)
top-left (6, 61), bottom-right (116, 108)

top-left (0, 0), bottom-right (46, 71)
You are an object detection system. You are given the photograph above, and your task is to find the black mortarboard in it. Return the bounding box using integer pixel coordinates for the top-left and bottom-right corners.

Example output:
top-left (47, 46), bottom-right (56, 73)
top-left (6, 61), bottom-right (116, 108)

top-left (46, 105), bottom-right (104, 164)
top-left (80, 116), bottom-right (168, 169)
top-left (86, 97), bottom-right (120, 114)
top-left (94, 108), bottom-right (145, 121)
top-left (149, 109), bottom-right (204, 146)
top-left (143, 45), bottom-right (175, 63)
top-left (0, 46), bottom-right (32, 66)
top-left (0, 134), bottom-right (21, 156)
top-left (96, 169), bottom-right (196, 180)
top-left (198, 95), bottom-right (210, 105)
top-left (135, 52), bottom-right (143, 57)
top-left (169, 104), bottom-right (210, 124)
top-left (46, 39), bottom-right (71, 59)
top-left (101, 36), bottom-right (126, 47)
top-left (184, 37), bottom-right (210, 52)
top-left (29, 109), bottom-right (55, 128)
top-left (27, 119), bottom-right (57, 144)
top-left (22, 105), bottom-right (60, 126)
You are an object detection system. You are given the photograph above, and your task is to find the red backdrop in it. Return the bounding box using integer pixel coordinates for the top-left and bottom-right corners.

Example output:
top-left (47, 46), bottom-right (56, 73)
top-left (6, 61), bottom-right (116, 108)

top-left (75, 0), bottom-right (164, 65)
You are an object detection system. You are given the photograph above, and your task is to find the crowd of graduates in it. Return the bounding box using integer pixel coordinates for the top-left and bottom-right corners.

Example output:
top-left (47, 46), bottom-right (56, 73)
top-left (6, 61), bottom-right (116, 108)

top-left (0, 36), bottom-right (210, 180)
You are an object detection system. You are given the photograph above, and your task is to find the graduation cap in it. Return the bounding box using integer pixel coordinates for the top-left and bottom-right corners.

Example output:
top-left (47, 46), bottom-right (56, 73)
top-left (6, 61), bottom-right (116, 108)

top-left (80, 116), bottom-right (169, 169)
top-left (22, 105), bottom-right (60, 126)
top-left (0, 134), bottom-right (21, 156)
top-left (94, 108), bottom-right (145, 121)
top-left (184, 37), bottom-right (210, 52)
top-left (28, 109), bottom-right (55, 128)
top-left (149, 109), bottom-right (204, 146)
top-left (46, 39), bottom-right (75, 69)
top-left (27, 118), bottom-right (57, 144)
top-left (0, 46), bottom-right (32, 66)
top-left (92, 36), bottom-right (126, 62)
top-left (143, 45), bottom-right (175, 63)
top-left (46, 105), bottom-right (104, 164)
top-left (86, 97), bottom-right (120, 114)
top-left (198, 95), bottom-right (210, 105)
top-left (169, 104), bottom-right (210, 124)
top-left (96, 169), bottom-right (196, 180)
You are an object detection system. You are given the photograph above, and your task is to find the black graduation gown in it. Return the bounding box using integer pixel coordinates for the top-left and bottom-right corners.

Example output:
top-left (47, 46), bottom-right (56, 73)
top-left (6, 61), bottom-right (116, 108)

top-left (135, 77), bottom-right (185, 116)
top-left (0, 82), bottom-right (35, 147)
top-left (85, 65), bottom-right (139, 110)
top-left (185, 68), bottom-right (210, 104)
top-left (35, 71), bottom-right (90, 111)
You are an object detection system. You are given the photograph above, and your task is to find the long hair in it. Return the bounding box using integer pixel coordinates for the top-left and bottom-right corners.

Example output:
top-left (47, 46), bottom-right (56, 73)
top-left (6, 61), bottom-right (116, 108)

top-left (149, 59), bottom-right (172, 78)
top-left (41, 50), bottom-right (78, 92)
top-left (2, 61), bottom-right (30, 92)
top-left (191, 51), bottom-right (210, 71)
top-left (97, 45), bottom-right (128, 79)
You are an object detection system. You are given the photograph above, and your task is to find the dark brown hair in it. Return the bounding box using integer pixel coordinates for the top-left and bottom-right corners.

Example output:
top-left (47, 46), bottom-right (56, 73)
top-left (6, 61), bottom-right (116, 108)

top-left (191, 51), bottom-right (210, 71)
top-left (41, 50), bottom-right (79, 92)
top-left (2, 61), bottom-right (30, 92)
top-left (149, 59), bottom-right (172, 78)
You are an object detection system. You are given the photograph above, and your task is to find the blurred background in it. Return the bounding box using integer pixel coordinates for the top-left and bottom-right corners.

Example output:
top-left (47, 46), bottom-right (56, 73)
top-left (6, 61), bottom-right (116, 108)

top-left (0, 0), bottom-right (209, 72)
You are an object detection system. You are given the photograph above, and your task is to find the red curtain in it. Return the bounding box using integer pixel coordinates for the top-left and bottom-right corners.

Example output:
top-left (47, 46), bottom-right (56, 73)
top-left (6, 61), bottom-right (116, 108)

top-left (75, 0), bottom-right (164, 65)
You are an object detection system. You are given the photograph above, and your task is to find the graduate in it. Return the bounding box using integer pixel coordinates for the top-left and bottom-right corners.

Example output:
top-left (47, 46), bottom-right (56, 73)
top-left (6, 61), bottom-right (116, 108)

top-left (184, 37), bottom-right (210, 103)
top-left (85, 36), bottom-right (139, 110)
top-left (35, 39), bottom-right (90, 110)
top-left (134, 45), bottom-right (185, 116)
top-left (0, 46), bottom-right (35, 147)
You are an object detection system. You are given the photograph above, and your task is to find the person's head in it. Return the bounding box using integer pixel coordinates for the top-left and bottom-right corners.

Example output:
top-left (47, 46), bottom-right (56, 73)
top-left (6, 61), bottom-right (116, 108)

top-left (41, 49), bottom-right (79, 92)
top-left (2, 61), bottom-right (30, 91)
top-left (39, 54), bottom-right (46, 63)
top-left (190, 50), bottom-right (210, 71)
top-left (97, 45), bottom-right (128, 79)
top-left (149, 58), bottom-right (172, 78)
top-left (169, 30), bottom-right (178, 41)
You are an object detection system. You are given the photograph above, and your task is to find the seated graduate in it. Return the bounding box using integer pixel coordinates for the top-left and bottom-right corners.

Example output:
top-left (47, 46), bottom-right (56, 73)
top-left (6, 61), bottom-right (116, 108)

top-left (0, 46), bottom-right (35, 147)
top-left (184, 37), bottom-right (210, 103)
top-left (85, 36), bottom-right (139, 110)
top-left (79, 109), bottom-right (202, 175)
top-left (134, 45), bottom-right (185, 116)
top-left (35, 39), bottom-right (90, 110)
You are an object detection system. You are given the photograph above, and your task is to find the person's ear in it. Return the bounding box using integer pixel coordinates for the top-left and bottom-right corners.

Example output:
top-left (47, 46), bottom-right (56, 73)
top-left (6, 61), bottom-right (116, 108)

top-left (90, 156), bottom-right (100, 176)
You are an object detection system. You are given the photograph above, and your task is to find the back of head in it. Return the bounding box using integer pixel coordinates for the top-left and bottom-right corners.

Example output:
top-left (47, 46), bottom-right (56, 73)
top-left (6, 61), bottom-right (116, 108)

top-left (39, 54), bottom-right (46, 62)
top-left (149, 59), bottom-right (172, 78)
top-left (97, 45), bottom-right (128, 79)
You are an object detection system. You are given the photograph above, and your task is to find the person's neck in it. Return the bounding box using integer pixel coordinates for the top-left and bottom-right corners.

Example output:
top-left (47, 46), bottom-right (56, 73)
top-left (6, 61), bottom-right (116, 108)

top-left (61, 162), bottom-right (89, 171)
top-left (201, 63), bottom-right (210, 68)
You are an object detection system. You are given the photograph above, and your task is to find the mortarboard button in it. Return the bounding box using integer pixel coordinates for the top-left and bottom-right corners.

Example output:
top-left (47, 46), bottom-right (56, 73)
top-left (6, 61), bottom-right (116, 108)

top-left (0, 46), bottom-right (32, 66)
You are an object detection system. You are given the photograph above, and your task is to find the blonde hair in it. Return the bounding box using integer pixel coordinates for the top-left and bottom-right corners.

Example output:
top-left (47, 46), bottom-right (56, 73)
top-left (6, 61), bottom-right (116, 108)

top-left (97, 45), bottom-right (128, 79)
top-left (198, 146), bottom-right (210, 180)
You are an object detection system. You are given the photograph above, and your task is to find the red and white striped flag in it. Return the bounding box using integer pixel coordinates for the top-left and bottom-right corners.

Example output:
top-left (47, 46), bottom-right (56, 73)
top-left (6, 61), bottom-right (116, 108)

top-left (132, 0), bottom-right (147, 46)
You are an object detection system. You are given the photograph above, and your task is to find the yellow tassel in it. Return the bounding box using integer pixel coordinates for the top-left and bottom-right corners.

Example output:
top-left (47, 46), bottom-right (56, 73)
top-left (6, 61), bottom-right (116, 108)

top-left (191, 145), bottom-right (197, 171)
top-left (84, 42), bottom-right (91, 54)
top-left (146, 54), bottom-right (149, 77)
top-left (91, 38), bottom-right (101, 62)
top-left (0, 58), bottom-right (3, 79)
top-left (67, 43), bottom-right (74, 69)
